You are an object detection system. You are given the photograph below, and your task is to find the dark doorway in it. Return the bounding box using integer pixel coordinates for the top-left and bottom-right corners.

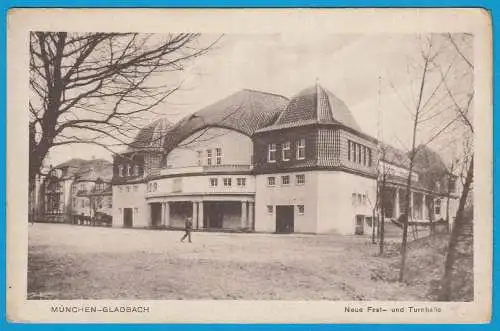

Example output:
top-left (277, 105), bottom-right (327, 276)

top-left (276, 205), bottom-right (294, 233)
top-left (151, 203), bottom-right (162, 227)
top-left (205, 202), bottom-right (223, 229)
top-left (123, 208), bottom-right (133, 228)
top-left (203, 201), bottom-right (241, 230)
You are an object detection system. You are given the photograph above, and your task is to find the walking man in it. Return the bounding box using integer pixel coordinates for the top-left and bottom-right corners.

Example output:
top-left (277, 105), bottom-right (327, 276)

top-left (181, 216), bottom-right (193, 243)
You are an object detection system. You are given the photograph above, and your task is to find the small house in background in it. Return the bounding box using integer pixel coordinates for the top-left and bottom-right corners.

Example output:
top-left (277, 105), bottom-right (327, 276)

top-left (71, 159), bottom-right (113, 224)
top-left (34, 158), bottom-right (113, 223)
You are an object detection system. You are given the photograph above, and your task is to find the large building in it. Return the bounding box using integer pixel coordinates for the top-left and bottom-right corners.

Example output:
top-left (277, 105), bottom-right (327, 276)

top-left (111, 83), bottom-right (458, 235)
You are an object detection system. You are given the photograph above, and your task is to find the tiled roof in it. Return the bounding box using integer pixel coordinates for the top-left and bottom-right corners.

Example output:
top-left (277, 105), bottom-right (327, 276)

top-left (127, 117), bottom-right (173, 153)
top-left (257, 83), bottom-right (361, 132)
top-left (162, 89), bottom-right (288, 152)
top-left (382, 144), bottom-right (453, 194)
top-left (381, 143), bottom-right (426, 173)
top-left (55, 158), bottom-right (87, 169)
top-left (53, 158), bottom-right (113, 181)
top-left (73, 159), bottom-right (113, 182)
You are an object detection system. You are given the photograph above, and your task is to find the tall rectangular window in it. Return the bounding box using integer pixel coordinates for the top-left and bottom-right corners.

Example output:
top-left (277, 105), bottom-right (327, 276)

top-left (118, 165), bottom-right (124, 177)
top-left (296, 139), bottom-right (306, 160)
top-left (358, 145), bottom-right (362, 164)
top-left (216, 148), bottom-right (222, 165)
top-left (206, 149), bottom-right (212, 166)
top-left (268, 144), bottom-right (277, 163)
top-left (363, 146), bottom-right (367, 165)
top-left (348, 141), bottom-right (351, 161)
top-left (282, 141), bottom-right (291, 161)
top-left (435, 199), bottom-right (442, 214)
top-left (223, 178), bottom-right (232, 187)
top-left (281, 175), bottom-right (290, 185)
top-left (134, 165), bottom-right (139, 176)
top-left (353, 143), bottom-right (357, 163)
top-left (197, 150), bottom-right (203, 166)
top-left (296, 174), bottom-right (305, 185)
top-left (368, 149), bottom-right (372, 166)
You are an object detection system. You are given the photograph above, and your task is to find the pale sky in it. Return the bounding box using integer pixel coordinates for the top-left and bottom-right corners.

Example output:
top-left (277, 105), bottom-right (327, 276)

top-left (46, 33), bottom-right (472, 167)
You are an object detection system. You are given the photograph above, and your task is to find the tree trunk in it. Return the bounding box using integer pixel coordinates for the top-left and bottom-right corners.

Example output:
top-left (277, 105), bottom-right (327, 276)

top-left (399, 159), bottom-right (416, 282)
top-left (372, 208), bottom-right (377, 244)
top-left (379, 176), bottom-right (386, 255)
top-left (372, 179), bottom-right (379, 244)
top-left (439, 157), bottom-right (473, 301)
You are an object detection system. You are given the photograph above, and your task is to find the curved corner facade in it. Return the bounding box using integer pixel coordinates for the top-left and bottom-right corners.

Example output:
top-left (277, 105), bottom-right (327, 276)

top-left (111, 84), bottom-right (459, 235)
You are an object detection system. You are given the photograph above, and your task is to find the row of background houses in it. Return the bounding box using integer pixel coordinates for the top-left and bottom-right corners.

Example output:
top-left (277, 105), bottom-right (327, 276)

top-left (30, 158), bottom-right (113, 224)
top-left (29, 83), bottom-right (460, 236)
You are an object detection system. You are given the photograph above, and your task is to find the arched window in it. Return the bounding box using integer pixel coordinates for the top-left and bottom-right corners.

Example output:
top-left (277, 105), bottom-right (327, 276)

top-left (154, 183), bottom-right (158, 191)
top-left (118, 165), bottom-right (124, 177)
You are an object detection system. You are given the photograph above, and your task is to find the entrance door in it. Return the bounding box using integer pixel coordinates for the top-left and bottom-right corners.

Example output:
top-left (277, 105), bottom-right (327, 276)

top-left (276, 205), bottom-right (294, 233)
top-left (123, 208), bottom-right (133, 228)
top-left (151, 203), bottom-right (162, 227)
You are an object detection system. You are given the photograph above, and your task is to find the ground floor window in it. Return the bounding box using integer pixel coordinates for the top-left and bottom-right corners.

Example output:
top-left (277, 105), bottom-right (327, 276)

top-left (267, 177), bottom-right (276, 186)
top-left (297, 205), bottom-right (304, 215)
top-left (237, 178), bottom-right (246, 187)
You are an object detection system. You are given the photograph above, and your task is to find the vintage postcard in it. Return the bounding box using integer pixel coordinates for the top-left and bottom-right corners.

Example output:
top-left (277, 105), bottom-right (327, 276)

top-left (6, 8), bottom-right (492, 323)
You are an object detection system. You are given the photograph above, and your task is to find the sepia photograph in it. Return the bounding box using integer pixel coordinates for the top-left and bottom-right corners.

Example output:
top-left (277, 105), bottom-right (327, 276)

top-left (7, 9), bottom-right (492, 323)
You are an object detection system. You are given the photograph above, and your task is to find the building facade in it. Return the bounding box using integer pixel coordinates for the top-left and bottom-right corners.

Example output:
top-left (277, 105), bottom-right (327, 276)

top-left (35, 158), bottom-right (113, 223)
top-left (111, 83), bottom-right (458, 235)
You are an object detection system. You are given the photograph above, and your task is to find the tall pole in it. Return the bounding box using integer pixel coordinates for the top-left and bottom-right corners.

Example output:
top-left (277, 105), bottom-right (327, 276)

top-left (376, 75), bottom-right (386, 254)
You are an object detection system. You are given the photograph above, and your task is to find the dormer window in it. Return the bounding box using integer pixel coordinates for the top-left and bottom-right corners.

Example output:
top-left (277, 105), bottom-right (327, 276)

top-left (134, 165), bottom-right (139, 176)
top-left (296, 139), bottom-right (306, 160)
top-left (282, 142), bottom-right (291, 161)
top-left (268, 144), bottom-right (277, 163)
top-left (118, 165), bottom-right (124, 177)
top-left (127, 165), bottom-right (132, 176)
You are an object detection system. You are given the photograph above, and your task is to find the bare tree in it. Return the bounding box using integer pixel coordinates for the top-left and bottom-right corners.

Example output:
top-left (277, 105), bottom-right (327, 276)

top-left (394, 34), bottom-right (473, 282)
top-left (438, 34), bottom-right (474, 301)
top-left (29, 32), bottom-right (220, 199)
top-left (398, 36), bottom-right (436, 282)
